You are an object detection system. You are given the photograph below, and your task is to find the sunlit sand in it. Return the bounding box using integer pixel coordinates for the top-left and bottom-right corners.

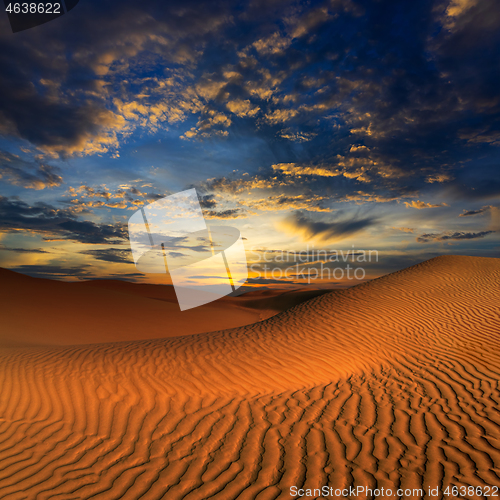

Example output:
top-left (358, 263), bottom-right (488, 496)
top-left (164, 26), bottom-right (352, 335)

top-left (0, 256), bottom-right (499, 499)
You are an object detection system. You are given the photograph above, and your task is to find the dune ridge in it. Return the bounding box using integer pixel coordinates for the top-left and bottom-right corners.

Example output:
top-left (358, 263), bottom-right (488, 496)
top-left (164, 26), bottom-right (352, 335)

top-left (0, 256), bottom-right (499, 499)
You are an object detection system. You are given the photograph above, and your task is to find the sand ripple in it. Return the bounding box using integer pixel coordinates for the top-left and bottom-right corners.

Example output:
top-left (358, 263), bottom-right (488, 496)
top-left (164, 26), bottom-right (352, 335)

top-left (0, 256), bottom-right (499, 499)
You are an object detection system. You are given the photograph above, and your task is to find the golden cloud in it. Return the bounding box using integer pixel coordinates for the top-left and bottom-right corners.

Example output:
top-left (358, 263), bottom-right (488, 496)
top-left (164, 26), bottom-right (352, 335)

top-left (226, 99), bottom-right (260, 118)
top-left (272, 163), bottom-right (341, 177)
top-left (404, 200), bottom-right (449, 209)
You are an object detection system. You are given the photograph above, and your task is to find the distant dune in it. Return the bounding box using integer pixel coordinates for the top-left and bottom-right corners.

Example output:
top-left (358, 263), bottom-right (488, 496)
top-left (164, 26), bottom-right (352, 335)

top-left (0, 267), bottom-right (330, 346)
top-left (0, 256), bottom-right (499, 499)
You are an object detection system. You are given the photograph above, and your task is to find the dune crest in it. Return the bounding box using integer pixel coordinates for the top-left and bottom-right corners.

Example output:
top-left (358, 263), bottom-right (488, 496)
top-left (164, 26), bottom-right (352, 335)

top-left (0, 255), bottom-right (499, 499)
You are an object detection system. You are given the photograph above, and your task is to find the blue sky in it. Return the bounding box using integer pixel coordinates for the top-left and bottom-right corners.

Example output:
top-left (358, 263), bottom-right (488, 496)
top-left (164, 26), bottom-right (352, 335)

top-left (0, 0), bottom-right (499, 287)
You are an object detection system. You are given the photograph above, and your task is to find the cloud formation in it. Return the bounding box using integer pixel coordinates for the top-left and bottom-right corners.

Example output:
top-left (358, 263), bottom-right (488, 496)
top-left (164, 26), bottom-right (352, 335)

top-left (80, 248), bottom-right (133, 264)
top-left (0, 150), bottom-right (62, 189)
top-left (404, 201), bottom-right (449, 209)
top-left (281, 211), bottom-right (376, 243)
top-left (459, 205), bottom-right (493, 217)
top-left (0, 0), bottom-right (499, 280)
top-left (0, 196), bottom-right (127, 244)
top-left (417, 231), bottom-right (495, 243)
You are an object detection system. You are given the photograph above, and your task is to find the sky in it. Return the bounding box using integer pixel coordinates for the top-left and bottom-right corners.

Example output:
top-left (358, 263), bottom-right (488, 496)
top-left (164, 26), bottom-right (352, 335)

top-left (0, 0), bottom-right (499, 290)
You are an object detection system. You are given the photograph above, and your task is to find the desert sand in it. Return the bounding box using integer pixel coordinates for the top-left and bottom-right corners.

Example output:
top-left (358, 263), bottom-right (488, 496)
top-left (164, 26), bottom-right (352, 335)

top-left (0, 255), bottom-right (499, 499)
top-left (0, 267), bottom-right (330, 346)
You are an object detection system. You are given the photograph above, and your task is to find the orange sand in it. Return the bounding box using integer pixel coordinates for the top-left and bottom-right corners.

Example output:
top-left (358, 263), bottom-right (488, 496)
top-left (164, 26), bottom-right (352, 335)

top-left (0, 267), bottom-right (329, 346)
top-left (0, 256), bottom-right (499, 499)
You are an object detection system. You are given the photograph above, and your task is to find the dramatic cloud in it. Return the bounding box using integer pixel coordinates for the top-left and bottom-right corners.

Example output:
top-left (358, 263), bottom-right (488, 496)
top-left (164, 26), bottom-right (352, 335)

top-left (63, 184), bottom-right (165, 212)
top-left (204, 209), bottom-right (244, 219)
top-left (8, 264), bottom-right (92, 280)
top-left (0, 0), bottom-right (233, 155)
top-left (417, 231), bottom-right (495, 243)
top-left (404, 201), bottom-right (449, 209)
top-left (0, 246), bottom-right (48, 254)
top-left (80, 248), bottom-right (133, 263)
top-left (272, 163), bottom-right (340, 178)
top-left (459, 206), bottom-right (493, 217)
top-left (198, 195), bottom-right (217, 209)
top-left (0, 196), bottom-right (127, 244)
top-left (459, 129), bottom-right (500, 146)
top-left (0, 0), bottom-right (500, 281)
top-left (281, 211), bottom-right (376, 243)
top-left (0, 150), bottom-right (62, 189)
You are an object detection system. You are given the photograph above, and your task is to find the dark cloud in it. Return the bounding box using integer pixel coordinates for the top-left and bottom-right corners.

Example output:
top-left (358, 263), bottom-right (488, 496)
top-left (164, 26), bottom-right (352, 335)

top-left (143, 192), bottom-right (164, 202)
top-left (284, 211), bottom-right (376, 242)
top-left (9, 264), bottom-right (91, 280)
top-left (205, 209), bottom-right (243, 219)
top-left (459, 206), bottom-right (493, 217)
top-left (0, 0), bottom-right (499, 282)
top-left (199, 195), bottom-right (217, 209)
top-left (56, 220), bottom-right (126, 244)
top-left (0, 196), bottom-right (127, 244)
top-left (247, 277), bottom-right (301, 285)
top-left (0, 150), bottom-right (62, 189)
top-left (0, 0), bottom-right (235, 155)
top-left (89, 272), bottom-right (144, 282)
top-left (81, 248), bottom-right (133, 263)
top-left (157, 235), bottom-right (207, 253)
top-left (205, 0), bottom-right (500, 200)
top-left (0, 246), bottom-right (48, 253)
top-left (417, 231), bottom-right (496, 243)
top-left (0, 0), bottom-right (498, 202)
top-left (168, 251), bottom-right (186, 258)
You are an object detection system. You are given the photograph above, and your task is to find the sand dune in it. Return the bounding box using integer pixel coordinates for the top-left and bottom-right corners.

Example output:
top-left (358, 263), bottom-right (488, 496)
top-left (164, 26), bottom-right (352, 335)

top-left (0, 268), bottom-right (330, 346)
top-left (0, 255), bottom-right (499, 499)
